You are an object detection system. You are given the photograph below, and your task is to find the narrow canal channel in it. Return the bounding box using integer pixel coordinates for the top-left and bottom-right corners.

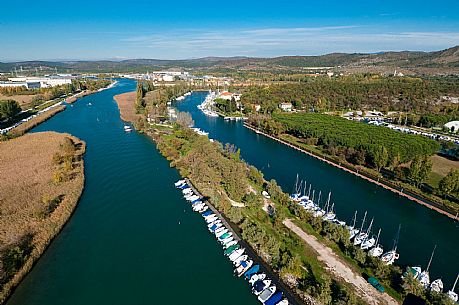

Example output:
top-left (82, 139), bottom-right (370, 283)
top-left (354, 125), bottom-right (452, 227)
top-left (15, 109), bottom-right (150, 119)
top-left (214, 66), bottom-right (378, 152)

top-left (175, 92), bottom-right (459, 287)
top-left (6, 79), bottom-right (259, 305)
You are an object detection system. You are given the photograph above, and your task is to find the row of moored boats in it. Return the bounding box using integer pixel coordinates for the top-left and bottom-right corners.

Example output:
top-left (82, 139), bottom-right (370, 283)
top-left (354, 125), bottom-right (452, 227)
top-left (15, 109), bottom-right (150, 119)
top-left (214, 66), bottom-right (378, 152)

top-left (290, 175), bottom-right (458, 302)
top-left (175, 179), bottom-right (291, 305)
top-left (197, 91), bottom-right (219, 117)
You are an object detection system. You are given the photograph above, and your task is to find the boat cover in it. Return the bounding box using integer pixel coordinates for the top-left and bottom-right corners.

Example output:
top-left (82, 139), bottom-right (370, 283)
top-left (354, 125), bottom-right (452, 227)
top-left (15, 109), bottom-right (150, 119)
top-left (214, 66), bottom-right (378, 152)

top-left (243, 265), bottom-right (260, 279)
top-left (265, 291), bottom-right (283, 305)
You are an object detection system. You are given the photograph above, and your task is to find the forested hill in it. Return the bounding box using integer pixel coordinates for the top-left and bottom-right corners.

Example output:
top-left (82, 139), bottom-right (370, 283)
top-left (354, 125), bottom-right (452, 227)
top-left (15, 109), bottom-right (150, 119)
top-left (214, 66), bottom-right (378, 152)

top-left (1, 46), bottom-right (458, 73)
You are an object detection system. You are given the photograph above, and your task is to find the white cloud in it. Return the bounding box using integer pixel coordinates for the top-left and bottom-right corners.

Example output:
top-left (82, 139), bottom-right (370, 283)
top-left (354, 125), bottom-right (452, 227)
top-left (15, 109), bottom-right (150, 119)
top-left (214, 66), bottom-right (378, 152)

top-left (118, 26), bottom-right (459, 58)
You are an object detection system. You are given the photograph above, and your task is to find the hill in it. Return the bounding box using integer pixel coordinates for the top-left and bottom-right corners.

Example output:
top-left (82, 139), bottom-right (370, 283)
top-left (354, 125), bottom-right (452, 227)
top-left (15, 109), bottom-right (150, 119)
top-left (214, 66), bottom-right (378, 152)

top-left (1, 46), bottom-right (458, 73)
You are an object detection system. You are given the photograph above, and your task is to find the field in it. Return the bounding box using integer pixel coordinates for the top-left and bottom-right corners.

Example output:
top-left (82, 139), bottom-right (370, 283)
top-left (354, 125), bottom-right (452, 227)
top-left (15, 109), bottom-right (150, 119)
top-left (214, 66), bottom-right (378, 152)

top-left (0, 132), bottom-right (85, 304)
top-left (0, 93), bottom-right (39, 107)
top-left (428, 154), bottom-right (459, 187)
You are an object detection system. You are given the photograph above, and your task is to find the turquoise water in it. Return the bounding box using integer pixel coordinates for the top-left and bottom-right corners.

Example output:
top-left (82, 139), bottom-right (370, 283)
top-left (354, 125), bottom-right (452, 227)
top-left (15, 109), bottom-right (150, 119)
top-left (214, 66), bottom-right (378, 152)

top-left (175, 92), bottom-right (459, 288)
top-left (6, 79), bottom-right (258, 305)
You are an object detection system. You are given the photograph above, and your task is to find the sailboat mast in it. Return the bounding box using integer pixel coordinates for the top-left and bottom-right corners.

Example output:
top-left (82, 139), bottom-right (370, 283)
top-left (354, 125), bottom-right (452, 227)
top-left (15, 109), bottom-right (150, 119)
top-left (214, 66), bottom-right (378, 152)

top-left (359, 211), bottom-right (367, 232)
top-left (452, 273), bottom-right (459, 291)
top-left (318, 191), bottom-right (322, 207)
top-left (375, 228), bottom-right (381, 245)
top-left (393, 224), bottom-right (401, 252)
top-left (366, 218), bottom-right (374, 234)
top-left (426, 245), bottom-right (437, 272)
top-left (307, 185), bottom-right (312, 198)
top-left (352, 211), bottom-right (357, 228)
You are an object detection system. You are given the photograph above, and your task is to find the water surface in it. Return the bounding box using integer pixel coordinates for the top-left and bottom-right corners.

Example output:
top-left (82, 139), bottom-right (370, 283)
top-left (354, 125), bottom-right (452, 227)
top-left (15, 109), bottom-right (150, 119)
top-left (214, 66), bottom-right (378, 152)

top-left (7, 80), bottom-right (258, 305)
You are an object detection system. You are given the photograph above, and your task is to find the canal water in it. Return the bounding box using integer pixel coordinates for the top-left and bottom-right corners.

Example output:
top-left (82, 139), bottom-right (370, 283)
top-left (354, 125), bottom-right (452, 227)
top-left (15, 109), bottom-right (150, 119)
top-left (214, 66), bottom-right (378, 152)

top-left (175, 92), bottom-right (459, 288)
top-left (6, 79), bottom-right (258, 305)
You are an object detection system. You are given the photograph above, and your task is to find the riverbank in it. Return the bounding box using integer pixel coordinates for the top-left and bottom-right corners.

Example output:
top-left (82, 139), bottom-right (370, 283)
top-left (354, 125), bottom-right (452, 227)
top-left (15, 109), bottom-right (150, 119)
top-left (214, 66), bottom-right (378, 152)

top-left (8, 105), bottom-right (66, 137)
top-left (244, 123), bottom-right (459, 221)
top-left (0, 132), bottom-right (85, 304)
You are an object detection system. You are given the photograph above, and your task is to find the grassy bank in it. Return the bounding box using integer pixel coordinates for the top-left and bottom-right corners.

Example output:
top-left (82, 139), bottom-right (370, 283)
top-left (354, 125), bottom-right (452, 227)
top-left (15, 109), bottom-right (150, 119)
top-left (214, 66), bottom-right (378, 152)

top-left (0, 132), bottom-right (85, 304)
top-left (7, 105), bottom-right (66, 137)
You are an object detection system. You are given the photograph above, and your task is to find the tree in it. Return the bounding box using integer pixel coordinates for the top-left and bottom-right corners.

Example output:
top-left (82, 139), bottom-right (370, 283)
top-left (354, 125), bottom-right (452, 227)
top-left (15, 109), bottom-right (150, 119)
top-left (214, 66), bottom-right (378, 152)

top-left (372, 145), bottom-right (388, 172)
top-left (438, 169), bottom-right (459, 196)
top-left (176, 112), bottom-right (194, 128)
top-left (0, 100), bottom-right (21, 121)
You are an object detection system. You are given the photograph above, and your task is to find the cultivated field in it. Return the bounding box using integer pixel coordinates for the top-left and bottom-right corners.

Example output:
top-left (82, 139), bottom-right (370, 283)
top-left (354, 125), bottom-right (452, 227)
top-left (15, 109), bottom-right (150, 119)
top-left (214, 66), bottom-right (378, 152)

top-left (0, 132), bottom-right (85, 304)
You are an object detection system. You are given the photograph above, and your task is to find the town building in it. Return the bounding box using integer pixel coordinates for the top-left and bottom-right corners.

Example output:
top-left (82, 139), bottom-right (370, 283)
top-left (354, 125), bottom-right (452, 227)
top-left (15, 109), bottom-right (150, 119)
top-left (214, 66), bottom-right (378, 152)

top-left (444, 121), bottom-right (459, 133)
top-left (279, 102), bottom-right (293, 112)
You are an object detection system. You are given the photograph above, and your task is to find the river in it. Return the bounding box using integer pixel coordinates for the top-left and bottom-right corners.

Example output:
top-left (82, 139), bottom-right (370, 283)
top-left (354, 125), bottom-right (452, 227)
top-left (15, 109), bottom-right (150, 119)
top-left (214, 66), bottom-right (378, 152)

top-left (6, 79), bottom-right (258, 305)
top-left (175, 92), bottom-right (459, 289)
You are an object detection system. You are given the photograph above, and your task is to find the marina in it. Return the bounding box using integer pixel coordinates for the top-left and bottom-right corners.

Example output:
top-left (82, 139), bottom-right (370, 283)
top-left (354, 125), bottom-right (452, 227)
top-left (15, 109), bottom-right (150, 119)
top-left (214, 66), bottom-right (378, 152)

top-left (174, 91), bottom-right (459, 295)
top-left (175, 178), bottom-right (303, 305)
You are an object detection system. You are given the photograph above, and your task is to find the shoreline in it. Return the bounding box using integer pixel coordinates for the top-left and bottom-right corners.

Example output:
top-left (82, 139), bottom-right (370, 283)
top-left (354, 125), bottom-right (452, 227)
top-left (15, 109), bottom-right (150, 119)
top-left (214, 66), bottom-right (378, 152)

top-left (243, 123), bottom-right (459, 221)
top-left (0, 133), bottom-right (86, 305)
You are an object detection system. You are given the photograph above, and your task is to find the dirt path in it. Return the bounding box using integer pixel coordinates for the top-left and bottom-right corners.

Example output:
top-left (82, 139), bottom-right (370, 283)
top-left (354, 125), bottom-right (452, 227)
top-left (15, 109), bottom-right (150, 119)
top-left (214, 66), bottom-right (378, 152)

top-left (283, 219), bottom-right (399, 305)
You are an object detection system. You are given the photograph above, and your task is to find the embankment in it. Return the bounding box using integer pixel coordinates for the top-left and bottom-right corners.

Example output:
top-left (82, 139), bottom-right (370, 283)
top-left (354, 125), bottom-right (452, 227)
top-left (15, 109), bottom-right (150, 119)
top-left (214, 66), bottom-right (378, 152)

top-left (0, 132), bottom-right (86, 304)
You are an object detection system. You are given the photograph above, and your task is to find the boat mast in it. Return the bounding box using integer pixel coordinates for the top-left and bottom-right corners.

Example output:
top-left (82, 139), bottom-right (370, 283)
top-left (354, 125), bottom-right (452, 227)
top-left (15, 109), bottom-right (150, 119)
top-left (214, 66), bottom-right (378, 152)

top-left (426, 245), bottom-right (437, 272)
top-left (375, 228), bottom-right (381, 245)
top-left (317, 191), bottom-right (322, 207)
top-left (293, 174), bottom-right (299, 194)
top-left (307, 185), bottom-right (312, 198)
top-left (311, 190), bottom-right (315, 203)
top-left (451, 273), bottom-right (459, 291)
top-left (351, 211), bottom-right (357, 228)
top-left (366, 218), bottom-right (374, 235)
top-left (359, 211), bottom-right (368, 232)
top-left (393, 224), bottom-right (401, 252)
top-left (303, 181), bottom-right (307, 196)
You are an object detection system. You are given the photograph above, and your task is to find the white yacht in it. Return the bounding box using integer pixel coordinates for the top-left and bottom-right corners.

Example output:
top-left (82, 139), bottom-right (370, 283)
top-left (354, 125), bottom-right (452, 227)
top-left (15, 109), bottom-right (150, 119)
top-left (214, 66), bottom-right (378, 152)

top-left (368, 229), bottom-right (383, 257)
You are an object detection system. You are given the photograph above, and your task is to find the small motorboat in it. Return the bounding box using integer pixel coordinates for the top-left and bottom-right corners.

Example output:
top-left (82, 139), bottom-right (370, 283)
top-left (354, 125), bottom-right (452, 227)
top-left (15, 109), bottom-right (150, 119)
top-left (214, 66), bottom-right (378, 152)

top-left (249, 273), bottom-right (266, 286)
top-left (174, 179), bottom-right (186, 187)
top-left (218, 232), bottom-right (232, 241)
top-left (265, 291), bottom-right (283, 305)
top-left (430, 278), bottom-right (443, 293)
top-left (380, 250), bottom-right (399, 265)
top-left (228, 248), bottom-right (245, 261)
top-left (258, 285), bottom-right (276, 303)
top-left (253, 279), bottom-right (271, 296)
top-left (236, 259), bottom-right (253, 277)
top-left (243, 264), bottom-right (260, 280)
top-left (277, 299), bottom-right (289, 305)
top-left (224, 240), bottom-right (237, 249)
top-left (224, 244), bottom-right (239, 256)
top-left (221, 236), bottom-right (234, 246)
top-left (233, 254), bottom-right (248, 267)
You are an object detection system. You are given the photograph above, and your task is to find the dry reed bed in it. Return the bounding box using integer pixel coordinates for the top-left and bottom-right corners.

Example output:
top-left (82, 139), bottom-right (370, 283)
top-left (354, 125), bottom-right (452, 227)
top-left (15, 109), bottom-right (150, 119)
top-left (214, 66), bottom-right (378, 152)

top-left (114, 92), bottom-right (139, 122)
top-left (0, 132), bottom-right (85, 304)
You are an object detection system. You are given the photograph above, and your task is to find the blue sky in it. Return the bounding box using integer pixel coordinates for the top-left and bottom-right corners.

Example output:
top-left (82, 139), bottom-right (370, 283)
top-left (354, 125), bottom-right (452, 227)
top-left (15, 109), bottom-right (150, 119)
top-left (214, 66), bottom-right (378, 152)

top-left (1, 0), bottom-right (459, 61)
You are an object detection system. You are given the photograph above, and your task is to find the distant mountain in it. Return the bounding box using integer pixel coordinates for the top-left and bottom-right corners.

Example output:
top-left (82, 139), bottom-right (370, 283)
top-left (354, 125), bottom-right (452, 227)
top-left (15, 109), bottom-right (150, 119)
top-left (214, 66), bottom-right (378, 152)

top-left (1, 46), bottom-right (458, 73)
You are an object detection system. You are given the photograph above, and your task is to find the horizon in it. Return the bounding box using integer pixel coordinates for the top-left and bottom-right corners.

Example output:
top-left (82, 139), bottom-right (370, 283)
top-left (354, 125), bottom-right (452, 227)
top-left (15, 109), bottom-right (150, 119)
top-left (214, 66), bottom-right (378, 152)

top-left (1, 0), bottom-right (459, 61)
top-left (1, 45), bottom-right (458, 63)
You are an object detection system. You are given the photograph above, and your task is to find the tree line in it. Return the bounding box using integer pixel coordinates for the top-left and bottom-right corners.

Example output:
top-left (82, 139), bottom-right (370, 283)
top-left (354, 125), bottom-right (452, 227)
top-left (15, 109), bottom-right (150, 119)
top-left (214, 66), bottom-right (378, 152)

top-left (238, 75), bottom-right (459, 114)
